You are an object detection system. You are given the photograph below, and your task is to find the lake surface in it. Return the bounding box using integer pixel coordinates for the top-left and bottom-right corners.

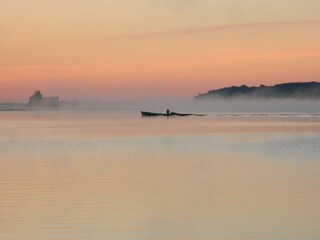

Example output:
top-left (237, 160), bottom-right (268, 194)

top-left (1, 111), bottom-right (320, 240)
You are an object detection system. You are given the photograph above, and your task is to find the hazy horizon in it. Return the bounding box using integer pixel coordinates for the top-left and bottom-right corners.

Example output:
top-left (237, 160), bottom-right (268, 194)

top-left (2, 99), bottom-right (320, 114)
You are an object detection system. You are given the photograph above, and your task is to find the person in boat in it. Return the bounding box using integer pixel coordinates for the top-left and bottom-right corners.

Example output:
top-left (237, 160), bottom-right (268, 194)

top-left (166, 109), bottom-right (170, 116)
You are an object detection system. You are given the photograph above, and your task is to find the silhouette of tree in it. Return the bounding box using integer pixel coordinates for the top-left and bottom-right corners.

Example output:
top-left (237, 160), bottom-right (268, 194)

top-left (28, 90), bottom-right (43, 105)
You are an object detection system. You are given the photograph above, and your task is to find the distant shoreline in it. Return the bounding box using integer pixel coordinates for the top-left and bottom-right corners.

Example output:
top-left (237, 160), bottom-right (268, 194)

top-left (195, 82), bottom-right (320, 100)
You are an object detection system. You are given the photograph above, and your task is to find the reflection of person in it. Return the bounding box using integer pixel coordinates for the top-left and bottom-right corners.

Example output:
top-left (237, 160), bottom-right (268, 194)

top-left (166, 109), bottom-right (170, 116)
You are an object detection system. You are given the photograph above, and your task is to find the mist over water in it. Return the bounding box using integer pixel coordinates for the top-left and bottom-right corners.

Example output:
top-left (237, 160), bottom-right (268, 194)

top-left (60, 98), bottom-right (320, 114)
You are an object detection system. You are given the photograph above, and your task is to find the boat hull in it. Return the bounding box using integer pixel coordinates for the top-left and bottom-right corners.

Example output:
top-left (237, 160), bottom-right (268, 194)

top-left (141, 111), bottom-right (167, 117)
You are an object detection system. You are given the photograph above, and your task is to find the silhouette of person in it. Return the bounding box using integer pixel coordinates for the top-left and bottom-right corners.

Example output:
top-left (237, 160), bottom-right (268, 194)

top-left (166, 109), bottom-right (170, 116)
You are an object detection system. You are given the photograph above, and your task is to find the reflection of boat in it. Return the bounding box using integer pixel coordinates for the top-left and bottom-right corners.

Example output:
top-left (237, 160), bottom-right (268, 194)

top-left (141, 111), bottom-right (205, 117)
top-left (171, 112), bottom-right (194, 116)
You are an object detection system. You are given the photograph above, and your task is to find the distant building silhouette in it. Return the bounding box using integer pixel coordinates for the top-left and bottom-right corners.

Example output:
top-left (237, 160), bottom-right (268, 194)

top-left (27, 90), bottom-right (60, 108)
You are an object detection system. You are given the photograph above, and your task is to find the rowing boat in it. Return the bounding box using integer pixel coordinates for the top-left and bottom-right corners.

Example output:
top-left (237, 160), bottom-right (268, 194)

top-left (141, 111), bottom-right (205, 117)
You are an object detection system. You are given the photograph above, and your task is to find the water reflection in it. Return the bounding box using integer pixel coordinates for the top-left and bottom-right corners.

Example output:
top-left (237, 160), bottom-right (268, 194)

top-left (0, 112), bottom-right (320, 239)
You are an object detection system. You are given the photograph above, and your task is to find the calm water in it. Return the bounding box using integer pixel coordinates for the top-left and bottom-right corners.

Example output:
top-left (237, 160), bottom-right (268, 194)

top-left (1, 111), bottom-right (320, 240)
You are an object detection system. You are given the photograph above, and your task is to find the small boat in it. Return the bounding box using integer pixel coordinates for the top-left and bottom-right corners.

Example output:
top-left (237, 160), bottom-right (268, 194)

top-left (141, 111), bottom-right (205, 117)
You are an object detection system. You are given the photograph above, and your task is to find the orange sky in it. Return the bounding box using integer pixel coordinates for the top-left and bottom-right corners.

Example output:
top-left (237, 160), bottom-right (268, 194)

top-left (1, 1), bottom-right (320, 101)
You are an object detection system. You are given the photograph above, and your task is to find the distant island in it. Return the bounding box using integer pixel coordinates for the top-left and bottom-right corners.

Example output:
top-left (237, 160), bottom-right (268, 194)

top-left (26, 90), bottom-right (77, 110)
top-left (195, 82), bottom-right (320, 100)
top-left (0, 90), bottom-right (77, 111)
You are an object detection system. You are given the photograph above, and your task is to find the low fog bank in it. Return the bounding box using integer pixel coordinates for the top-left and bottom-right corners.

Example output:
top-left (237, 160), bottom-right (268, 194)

top-left (0, 103), bottom-right (25, 111)
top-left (1, 99), bottom-right (319, 114)
top-left (66, 98), bottom-right (320, 114)
top-left (189, 98), bottom-right (320, 113)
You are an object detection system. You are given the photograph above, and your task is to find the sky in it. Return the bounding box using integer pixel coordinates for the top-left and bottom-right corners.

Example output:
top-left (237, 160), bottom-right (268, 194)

top-left (1, 0), bottom-right (320, 102)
